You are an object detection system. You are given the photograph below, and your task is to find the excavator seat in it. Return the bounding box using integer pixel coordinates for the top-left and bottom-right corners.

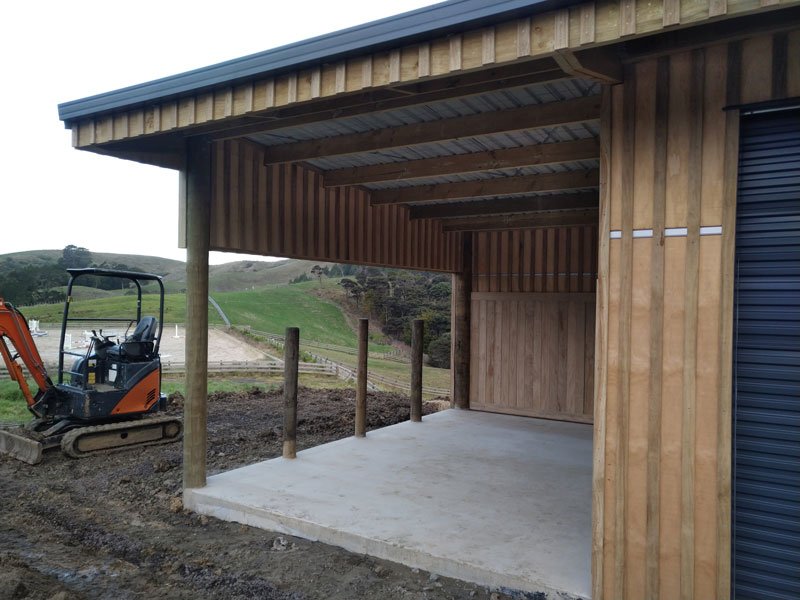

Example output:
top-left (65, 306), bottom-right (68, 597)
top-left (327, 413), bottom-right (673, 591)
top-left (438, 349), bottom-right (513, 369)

top-left (108, 316), bottom-right (158, 361)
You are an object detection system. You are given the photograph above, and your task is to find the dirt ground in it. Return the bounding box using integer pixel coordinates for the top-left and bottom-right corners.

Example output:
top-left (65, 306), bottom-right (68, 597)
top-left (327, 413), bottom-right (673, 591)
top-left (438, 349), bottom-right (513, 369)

top-left (0, 388), bottom-right (542, 600)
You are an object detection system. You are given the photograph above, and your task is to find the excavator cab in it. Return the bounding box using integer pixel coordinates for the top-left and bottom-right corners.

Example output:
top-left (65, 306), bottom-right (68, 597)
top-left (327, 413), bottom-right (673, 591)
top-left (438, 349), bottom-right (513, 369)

top-left (0, 268), bottom-right (181, 464)
top-left (54, 269), bottom-right (168, 418)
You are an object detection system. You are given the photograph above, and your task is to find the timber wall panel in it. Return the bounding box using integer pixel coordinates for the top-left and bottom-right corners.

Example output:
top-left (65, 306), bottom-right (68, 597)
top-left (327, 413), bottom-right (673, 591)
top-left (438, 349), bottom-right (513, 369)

top-left (209, 139), bottom-right (461, 271)
top-left (469, 292), bottom-right (596, 422)
top-left (594, 30), bottom-right (798, 600)
top-left (471, 226), bottom-right (598, 292)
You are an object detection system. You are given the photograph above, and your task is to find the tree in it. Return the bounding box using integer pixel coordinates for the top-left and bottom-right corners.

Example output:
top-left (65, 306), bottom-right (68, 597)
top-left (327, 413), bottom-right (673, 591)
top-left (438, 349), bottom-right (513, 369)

top-left (427, 333), bottom-right (451, 368)
top-left (58, 245), bottom-right (92, 269)
top-left (310, 264), bottom-right (325, 285)
top-left (339, 278), bottom-right (364, 306)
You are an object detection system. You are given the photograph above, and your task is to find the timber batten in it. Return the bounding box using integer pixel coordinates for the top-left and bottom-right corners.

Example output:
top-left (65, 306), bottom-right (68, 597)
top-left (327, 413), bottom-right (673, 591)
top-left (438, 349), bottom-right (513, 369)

top-left (596, 30), bottom-right (800, 600)
top-left (210, 139), bottom-right (462, 271)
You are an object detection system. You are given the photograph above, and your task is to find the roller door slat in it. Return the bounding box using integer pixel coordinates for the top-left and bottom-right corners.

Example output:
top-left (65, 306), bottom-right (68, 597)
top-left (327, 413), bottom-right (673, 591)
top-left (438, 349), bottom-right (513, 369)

top-left (733, 108), bottom-right (800, 599)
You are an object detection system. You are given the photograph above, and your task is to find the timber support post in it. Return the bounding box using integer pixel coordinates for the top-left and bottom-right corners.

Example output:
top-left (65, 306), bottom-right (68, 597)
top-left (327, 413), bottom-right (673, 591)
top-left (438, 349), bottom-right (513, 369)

top-left (410, 318), bottom-right (424, 422)
top-left (355, 318), bottom-right (368, 437)
top-left (183, 138), bottom-right (212, 490)
top-left (283, 327), bottom-right (299, 459)
top-left (452, 233), bottom-right (472, 410)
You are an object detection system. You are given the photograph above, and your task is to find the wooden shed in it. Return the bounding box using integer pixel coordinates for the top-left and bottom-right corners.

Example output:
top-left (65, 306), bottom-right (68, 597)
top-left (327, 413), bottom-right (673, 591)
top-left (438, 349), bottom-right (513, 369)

top-left (59, 1), bottom-right (800, 597)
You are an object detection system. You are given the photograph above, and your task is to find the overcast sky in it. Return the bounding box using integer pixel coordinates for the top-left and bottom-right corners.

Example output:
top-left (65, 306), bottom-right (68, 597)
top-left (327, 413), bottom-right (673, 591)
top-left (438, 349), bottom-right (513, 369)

top-left (1, 0), bottom-right (432, 265)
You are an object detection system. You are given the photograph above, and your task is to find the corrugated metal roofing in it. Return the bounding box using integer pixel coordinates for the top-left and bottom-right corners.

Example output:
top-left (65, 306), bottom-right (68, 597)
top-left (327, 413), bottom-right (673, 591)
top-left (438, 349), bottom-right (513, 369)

top-left (246, 78), bottom-right (600, 194)
top-left (363, 160), bottom-right (599, 190)
top-left (303, 124), bottom-right (599, 171)
top-left (405, 188), bottom-right (599, 207)
top-left (247, 79), bottom-right (599, 149)
top-left (58, 0), bottom-right (576, 123)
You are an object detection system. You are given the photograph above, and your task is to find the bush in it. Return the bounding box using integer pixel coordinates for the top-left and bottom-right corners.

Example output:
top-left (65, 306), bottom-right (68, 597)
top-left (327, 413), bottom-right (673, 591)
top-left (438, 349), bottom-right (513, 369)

top-left (427, 333), bottom-right (451, 368)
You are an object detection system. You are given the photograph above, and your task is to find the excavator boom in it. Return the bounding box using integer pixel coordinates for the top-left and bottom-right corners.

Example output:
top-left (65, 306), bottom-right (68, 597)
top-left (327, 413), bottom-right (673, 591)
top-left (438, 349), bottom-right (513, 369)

top-left (0, 298), bottom-right (52, 407)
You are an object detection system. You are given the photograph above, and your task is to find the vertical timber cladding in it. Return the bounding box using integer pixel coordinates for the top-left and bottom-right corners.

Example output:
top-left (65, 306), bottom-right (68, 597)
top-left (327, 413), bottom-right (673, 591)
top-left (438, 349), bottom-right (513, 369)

top-left (208, 138), bottom-right (461, 272)
top-left (732, 109), bottom-right (800, 600)
top-left (469, 227), bottom-right (598, 422)
top-left (596, 31), bottom-right (800, 600)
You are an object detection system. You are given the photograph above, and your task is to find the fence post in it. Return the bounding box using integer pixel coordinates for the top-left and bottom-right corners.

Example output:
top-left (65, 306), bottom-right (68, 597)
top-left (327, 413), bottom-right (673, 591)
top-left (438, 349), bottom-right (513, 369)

top-left (283, 327), bottom-right (299, 459)
top-left (410, 319), bottom-right (424, 422)
top-left (356, 318), bottom-right (368, 437)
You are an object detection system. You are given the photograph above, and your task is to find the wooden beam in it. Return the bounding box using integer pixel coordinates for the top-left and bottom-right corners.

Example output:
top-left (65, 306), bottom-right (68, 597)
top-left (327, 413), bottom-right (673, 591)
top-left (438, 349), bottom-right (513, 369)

top-left (410, 319), bottom-right (424, 422)
top-left (441, 209), bottom-right (598, 231)
top-left (622, 6), bottom-right (800, 61)
top-left (263, 96), bottom-right (601, 164)
top-left (409, 191), bottom-right (598, 219)
top-left (203, 62), bottom-right (566, 142)
top-left (355, 318), bottom-right (368, 438)
top-left (183, 138), bottom-right (211, 490)
top-left (370, 169), bottom-right (599, 205)
top-left (452, 234), bottom-right (472, 410)
top-left (324, 138), bottom-right (599, 187)
top-left (282, 327), bottom-right (299, 459)
top-left (554, 48), bottom-right (624, 84)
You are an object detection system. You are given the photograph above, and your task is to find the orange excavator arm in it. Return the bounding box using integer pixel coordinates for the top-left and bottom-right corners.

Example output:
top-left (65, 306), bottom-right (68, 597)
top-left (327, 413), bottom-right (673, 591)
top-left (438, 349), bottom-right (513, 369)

top-left (0, 298), bottom-right (52, 407)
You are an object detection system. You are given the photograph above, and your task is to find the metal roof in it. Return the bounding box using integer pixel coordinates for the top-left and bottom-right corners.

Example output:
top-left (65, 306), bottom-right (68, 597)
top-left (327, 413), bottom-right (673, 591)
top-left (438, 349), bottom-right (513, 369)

top-left (248, 79), bottom-right (599, 149)
top-left (364, 160), bottom-right (600, 190)
top-left (247, 78), bottom-right (600, 198)
top-left (58, 0), bottom-right (575, 123)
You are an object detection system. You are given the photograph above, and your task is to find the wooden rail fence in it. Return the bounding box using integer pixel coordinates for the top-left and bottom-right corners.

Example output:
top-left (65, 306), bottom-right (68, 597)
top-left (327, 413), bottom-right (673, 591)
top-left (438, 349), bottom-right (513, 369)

top-left (242, 327), bottom-right (408, 362)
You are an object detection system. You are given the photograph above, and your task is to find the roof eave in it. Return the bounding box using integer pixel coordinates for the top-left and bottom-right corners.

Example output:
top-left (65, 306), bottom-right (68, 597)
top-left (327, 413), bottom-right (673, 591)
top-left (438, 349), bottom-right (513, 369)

top-left (58, 0), bottom-right (574, 124)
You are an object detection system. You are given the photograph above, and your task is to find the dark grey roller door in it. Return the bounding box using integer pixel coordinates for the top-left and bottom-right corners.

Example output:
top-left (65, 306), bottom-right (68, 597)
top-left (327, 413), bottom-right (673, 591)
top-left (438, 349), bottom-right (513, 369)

top-left (733, 108), bottom-right (800, 600)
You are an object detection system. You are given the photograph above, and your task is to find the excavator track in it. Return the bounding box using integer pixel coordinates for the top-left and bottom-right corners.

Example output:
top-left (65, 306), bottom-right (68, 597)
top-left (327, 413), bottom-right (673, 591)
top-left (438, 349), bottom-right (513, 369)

top-left (61, 416), bottom-right (182, 459)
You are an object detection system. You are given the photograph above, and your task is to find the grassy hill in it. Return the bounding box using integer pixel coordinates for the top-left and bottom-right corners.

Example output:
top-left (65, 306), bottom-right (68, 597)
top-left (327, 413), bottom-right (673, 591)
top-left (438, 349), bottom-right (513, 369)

top-left (214, 280), bottom-right (389, 351)
top-left (20, 293), bottom-right (223, 325)
top-left (0, 250), bottom-right (335, 294)
top-left (0, 250), bottom-right (185, 278)
top-left (206, 259), bottom-right (335, 292)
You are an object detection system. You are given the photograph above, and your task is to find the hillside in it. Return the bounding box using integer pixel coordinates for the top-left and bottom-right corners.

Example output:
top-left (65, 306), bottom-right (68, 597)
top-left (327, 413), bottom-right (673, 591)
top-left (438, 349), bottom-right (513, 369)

top-left (0, 249), bottom-right (334, 293)
top-left (19, 292), bottom-right (223, 325)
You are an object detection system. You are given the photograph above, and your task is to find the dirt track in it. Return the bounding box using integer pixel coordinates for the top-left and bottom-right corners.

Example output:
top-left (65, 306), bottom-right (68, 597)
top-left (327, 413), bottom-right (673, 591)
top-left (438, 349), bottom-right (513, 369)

top-left (29, 327), bottom-right (269, 364)
top-left (0, 388), bottom-right (535, 600)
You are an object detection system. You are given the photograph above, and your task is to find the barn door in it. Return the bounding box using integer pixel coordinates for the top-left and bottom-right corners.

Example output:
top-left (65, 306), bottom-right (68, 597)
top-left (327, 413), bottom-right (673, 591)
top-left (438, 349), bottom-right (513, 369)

top-left (732, 108), bottom-right (800, 599)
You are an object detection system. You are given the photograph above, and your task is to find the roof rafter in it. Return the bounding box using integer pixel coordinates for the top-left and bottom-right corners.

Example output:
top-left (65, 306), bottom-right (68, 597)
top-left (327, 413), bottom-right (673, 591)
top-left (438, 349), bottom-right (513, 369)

top-left (369, 169), bottom-right (599, 205)
top-left (204, 62), bottom-right (566, 142)
top-left (262, 95), bottom-right (601, 164)
top-left (441, 209), bottom-right (599, 231)
top-left (408, 191), bottom-right (598, 220)
top-left (323, 138), bottom-right (599, 187)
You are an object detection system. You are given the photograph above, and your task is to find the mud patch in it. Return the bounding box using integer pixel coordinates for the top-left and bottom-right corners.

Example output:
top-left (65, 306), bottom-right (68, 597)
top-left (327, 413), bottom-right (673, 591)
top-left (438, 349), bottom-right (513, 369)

top-left (0, 388), bottom-right (545, 599)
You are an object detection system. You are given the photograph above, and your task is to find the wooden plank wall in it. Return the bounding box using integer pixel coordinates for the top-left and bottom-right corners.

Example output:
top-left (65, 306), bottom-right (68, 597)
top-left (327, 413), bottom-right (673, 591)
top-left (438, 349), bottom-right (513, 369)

top-left (470, 292), bottom-right (595, 422)
top-left (594, 30), bottom-right (800, 600)
top-left (469, 227), bottom-right (598, 421)
top-left (471, 226), bottom-right (598, 292)
top-left (208, 139), bottom-right (461, 272)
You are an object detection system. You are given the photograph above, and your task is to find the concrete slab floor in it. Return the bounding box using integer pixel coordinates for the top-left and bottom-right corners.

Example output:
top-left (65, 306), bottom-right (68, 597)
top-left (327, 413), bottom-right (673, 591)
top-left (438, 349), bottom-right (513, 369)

top-left (184, 409), bottom-right (592, 599)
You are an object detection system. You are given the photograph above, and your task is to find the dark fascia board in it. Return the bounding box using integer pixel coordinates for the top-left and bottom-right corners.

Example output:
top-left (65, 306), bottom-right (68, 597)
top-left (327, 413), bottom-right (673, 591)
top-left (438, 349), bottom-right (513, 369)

top-left (58, 0), bottom-right (574, 124)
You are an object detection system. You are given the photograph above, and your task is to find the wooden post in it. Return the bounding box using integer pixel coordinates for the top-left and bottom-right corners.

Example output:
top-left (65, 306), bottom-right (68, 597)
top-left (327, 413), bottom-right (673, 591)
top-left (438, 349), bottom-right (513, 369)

top-left (452, 233), bottom-right (472, 410)
top-left (410, 319), bottom-right (424, 422)
top-left (283, 327), bottom-right (299, 458)
top-left (355, 318), bottom-right (368, 437)
top-left (183, 138), bottom-right (211, 490)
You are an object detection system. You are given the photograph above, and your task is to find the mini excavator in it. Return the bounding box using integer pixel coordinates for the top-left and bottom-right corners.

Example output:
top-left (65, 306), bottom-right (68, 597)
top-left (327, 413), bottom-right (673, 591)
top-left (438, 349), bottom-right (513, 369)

top-left (0, 268), bottom-right (182, 464)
